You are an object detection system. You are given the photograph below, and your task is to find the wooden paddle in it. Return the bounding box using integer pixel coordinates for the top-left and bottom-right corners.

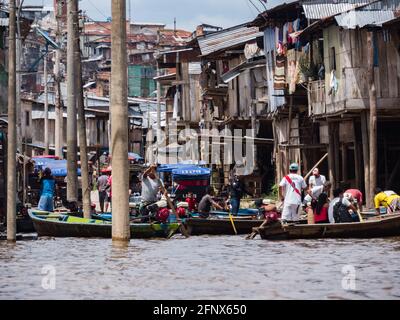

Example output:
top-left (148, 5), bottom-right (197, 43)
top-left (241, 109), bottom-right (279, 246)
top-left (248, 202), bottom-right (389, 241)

top-left (246, 202), bottom-right (283, 240)
top-left (228, 211), bottom-right (238, 235)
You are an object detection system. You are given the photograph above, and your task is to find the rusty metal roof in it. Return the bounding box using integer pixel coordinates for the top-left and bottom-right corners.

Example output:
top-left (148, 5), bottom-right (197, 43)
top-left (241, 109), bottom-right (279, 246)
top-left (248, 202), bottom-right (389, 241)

top-left (197, 24), bottom-right (263, 57)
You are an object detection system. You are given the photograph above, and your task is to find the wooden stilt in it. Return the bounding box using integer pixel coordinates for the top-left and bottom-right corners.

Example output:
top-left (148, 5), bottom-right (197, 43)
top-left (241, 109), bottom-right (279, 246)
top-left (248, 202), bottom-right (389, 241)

top-left (361, 111), bottom-right (370, 208)
top-left (352, 119), bottom-right (361, 190)
top-left (327, 122), bottom-right (336, 191)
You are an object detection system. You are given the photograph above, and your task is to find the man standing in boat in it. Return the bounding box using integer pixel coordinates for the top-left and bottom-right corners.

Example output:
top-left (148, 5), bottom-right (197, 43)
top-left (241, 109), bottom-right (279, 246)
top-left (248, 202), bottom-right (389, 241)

top-left (279, 163), bottom-right (307, 222)
top-left (308, 167), bottom-right (326, 189)
top-left (139, 164), bottom-right (161, 216)
top-left (228, 174), bottom-right (254, 216)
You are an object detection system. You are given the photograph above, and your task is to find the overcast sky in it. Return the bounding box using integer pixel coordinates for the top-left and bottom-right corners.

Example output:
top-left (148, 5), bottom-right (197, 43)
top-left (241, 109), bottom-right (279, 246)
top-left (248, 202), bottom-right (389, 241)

top-left (23, 0), bottom-right (289, 31)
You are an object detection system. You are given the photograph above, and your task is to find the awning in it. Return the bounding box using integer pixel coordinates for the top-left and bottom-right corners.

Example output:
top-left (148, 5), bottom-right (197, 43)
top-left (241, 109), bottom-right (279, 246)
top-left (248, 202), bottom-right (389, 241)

top-left (172, 165), bottom-right (211, 181)
top-left (33, 159), bottom-right (81, 177)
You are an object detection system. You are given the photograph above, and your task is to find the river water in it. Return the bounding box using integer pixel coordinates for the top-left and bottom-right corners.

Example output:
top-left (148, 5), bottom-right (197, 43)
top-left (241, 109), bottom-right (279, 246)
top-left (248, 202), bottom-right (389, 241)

top-left (1, 235), bottom-right (400, 300)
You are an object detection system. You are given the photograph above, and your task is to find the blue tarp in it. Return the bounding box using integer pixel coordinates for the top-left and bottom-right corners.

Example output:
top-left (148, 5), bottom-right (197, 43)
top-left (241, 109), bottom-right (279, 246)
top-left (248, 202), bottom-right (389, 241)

top-left (34, 159), bottom-right (81, 177)
top-left (157, 164), bottom-right (211, 179)
top-left (172, 166), bottom-right (211, 181)
top-left (157, 164), bottom-right (183, 173)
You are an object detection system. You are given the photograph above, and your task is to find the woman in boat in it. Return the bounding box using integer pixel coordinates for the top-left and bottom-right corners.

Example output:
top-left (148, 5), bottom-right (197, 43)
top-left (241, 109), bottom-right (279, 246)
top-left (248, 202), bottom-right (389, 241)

top-left (38, 167), bottom-right (56, 212)
top-left (313, 193), bottom-right (330, 224)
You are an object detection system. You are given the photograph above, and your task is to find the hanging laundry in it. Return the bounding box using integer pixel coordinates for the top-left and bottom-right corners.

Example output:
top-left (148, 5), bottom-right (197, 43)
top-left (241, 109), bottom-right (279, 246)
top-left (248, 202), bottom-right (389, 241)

top-left (277, 42), bottom-right (285, 56)
top-left (328, 70), bottom-right (338, 96)
top-left (287, 21), bottom-right (294, 45)
top-left (287, 49), bottom-right (297, 94)
top-left (173, 89), bottom-right (180, 118)
top-left (282, 23), bottom-right (288, 45)
top-left (274, 54), bottom-right (286, 90)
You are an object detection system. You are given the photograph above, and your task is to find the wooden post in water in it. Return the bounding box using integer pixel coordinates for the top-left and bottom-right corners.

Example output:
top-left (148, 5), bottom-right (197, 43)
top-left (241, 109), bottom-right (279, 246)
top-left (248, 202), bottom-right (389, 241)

top-left (66, 0), bottom-right (79, 203)
top-left (7, 0), bottom-right (17, 241)
top-left (367, 31), bottom-right (378, 206)
top-left (75, 11), bottom-right (91, 219)
top-left (361, 111), bottom-right (370, 208)
top-left (111, 0), bottom-right (130, 241)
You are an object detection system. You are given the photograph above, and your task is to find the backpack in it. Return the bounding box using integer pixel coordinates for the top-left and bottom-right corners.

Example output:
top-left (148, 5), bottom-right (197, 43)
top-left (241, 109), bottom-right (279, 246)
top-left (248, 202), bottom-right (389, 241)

top-left (333, 198), bottom-right (353, 223)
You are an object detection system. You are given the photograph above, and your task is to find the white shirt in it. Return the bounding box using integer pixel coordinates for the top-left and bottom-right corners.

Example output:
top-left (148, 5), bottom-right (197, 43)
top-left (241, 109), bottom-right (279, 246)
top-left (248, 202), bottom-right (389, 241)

top-left (328, 197), bottom-right (352, 223)
top-left (304, 185), bottom-right (324, 204)
top-left (279, 174), bottom-right (307, 205)
top-left (309, 174), bottom-right (326, 188)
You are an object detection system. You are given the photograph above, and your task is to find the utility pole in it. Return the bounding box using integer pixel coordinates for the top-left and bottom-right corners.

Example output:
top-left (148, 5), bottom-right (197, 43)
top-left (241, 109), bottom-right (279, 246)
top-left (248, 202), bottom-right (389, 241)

top-left (16, 0), bottom-right (22, 153)
top-left (54, 1), bottom-right (63, 159)
top-left (7, 0), bottom-right (17, 241)
top-left (76, 12), bottom-right (91, 219)
top-left (367, 30), bottom-right (377, 207)
top-left (111, 0), bottom-right (130, 241)
top-left (66, 0), bottom-right (79, 203)
top-left (44, 52), bottom-right (49, 154)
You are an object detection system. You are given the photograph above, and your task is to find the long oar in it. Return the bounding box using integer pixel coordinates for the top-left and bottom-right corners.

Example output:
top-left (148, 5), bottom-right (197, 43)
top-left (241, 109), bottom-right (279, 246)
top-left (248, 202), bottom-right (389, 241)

top-left (228, 210), bottom-right (238, 235)
top-left (356, 209), bottom-right (364, 223)
top-left (246, 202), bottom-right (283, 240)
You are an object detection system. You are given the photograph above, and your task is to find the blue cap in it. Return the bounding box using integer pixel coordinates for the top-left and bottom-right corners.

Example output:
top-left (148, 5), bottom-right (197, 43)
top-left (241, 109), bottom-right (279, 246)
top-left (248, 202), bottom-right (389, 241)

top-left (289, 163), bottom-right (299, 171)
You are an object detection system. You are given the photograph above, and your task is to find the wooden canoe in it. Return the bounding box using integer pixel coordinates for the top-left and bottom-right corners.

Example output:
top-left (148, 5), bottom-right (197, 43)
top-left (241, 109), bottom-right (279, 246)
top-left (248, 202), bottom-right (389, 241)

top-left (257, 214), bottom-right (400, 240)
top-left (184, 217), bottom-right (265, 236)
top-left (29, 210), bottom-right (180, 239)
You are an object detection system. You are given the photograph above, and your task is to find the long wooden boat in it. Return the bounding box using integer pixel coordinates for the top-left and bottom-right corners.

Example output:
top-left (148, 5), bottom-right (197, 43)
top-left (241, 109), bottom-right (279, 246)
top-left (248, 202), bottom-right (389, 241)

top-left (16, 216), bottom-right (35, 233)
top-left (29, 210), bottom-right (180, 239)
top-left (184, 217), bottom-right (265, 235)
top-left (257, 214), bottom-right (400, 240)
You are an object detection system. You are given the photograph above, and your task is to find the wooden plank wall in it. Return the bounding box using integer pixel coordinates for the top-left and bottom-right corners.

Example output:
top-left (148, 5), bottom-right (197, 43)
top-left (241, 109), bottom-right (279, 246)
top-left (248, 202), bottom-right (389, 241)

top-left (323, 26), bottom-right (400, 111)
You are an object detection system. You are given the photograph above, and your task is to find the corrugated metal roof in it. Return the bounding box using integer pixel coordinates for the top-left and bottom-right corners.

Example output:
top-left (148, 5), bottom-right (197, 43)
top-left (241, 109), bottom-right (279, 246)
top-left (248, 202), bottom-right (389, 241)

top-left (335, 10), bottom-right (395, 28)
top-left (334, 0), bottom-right (400, 28)
top-left (197, 24), bottom-right (263, 56)
top-left (302, 0), bottom-right (375, 19)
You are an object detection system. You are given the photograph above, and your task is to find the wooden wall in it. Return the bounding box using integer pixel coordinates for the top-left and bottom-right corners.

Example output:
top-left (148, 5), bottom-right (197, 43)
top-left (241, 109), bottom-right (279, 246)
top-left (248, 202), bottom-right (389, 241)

top-left (314, 25), bottom-right (400, 116)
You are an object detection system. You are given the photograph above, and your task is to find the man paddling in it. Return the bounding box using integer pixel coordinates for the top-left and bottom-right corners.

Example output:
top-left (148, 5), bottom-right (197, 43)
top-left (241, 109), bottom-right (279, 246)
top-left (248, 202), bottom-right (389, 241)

top-left (139, 164), bottom-right (161, 216)
top-left (279, 163), bottom-right (307, 222)
top-left (198, 187), bottom-right (225, 218)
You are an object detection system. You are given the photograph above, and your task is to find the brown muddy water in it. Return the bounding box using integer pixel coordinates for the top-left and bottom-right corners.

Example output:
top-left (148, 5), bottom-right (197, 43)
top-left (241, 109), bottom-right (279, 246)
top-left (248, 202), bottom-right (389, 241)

top-left (1, 235), bottom-right (400, 300)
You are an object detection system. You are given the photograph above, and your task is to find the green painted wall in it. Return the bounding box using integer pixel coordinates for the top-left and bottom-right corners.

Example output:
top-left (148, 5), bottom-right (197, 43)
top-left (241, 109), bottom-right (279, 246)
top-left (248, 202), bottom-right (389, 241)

top-left (128, 65), bottom-right (156, 98)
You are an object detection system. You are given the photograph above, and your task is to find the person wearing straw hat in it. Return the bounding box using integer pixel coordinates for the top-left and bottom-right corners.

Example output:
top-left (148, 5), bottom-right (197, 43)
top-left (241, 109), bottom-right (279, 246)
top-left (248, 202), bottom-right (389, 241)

top-left (279, 163), bottom-right (307, 222)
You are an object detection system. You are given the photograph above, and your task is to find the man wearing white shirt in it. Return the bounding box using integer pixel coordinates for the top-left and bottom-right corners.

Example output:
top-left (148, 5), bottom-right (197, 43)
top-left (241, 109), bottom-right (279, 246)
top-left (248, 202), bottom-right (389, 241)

top-left (279, 163), bottom-right (307, 222)
top-left (308, 168), bottom-right (326, 189)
